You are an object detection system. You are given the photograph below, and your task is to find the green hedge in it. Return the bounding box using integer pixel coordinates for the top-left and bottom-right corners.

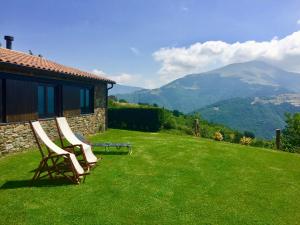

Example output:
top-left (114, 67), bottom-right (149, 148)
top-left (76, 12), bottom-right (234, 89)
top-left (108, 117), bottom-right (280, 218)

top-left (108, 107), bottom-right (165, 131)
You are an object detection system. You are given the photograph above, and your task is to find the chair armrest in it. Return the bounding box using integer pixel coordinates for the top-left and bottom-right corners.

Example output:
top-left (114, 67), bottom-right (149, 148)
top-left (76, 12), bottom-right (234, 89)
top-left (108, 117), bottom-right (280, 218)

top-left (75, 133), bottom-right (92, 145)
top-left (63, 144), bottom-right (90, 168)
top-left (63, 147), bottom-right (75, 154)
top-left (63, 144), bottom-right (84, 154)
top-left (63, 144), bottom-right (82, 149)
top-left (46, 153), bottom-right (70, 160)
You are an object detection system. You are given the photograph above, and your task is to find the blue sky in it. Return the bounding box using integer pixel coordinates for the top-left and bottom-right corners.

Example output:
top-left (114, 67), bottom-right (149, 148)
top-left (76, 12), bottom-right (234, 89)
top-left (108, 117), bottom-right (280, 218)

top-left (1, 0), bottom-right (300, 88)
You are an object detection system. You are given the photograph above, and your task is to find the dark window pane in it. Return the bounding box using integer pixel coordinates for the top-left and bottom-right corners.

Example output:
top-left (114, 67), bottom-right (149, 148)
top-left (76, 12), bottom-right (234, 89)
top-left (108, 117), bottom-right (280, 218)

top-left (80, 89), bottom-right (85, 108)
top-left (47, 87), bottom-right (54, 114)
top-left (85, 89), bottom-right (90, 108)
top-left (38, 86), bottom-right (45, 116)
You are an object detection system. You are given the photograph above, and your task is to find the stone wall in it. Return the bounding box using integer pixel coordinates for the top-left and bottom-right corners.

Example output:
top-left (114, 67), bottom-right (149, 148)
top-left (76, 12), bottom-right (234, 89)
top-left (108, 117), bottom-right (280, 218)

top-left (0, 108), bottom-right (106, 156)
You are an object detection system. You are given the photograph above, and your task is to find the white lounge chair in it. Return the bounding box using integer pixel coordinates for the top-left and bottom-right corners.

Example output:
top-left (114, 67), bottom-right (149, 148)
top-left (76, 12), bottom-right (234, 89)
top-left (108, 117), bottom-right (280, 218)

top-left (55, 117), bottom-right (98, 167)
top-left (30, 121), bottom-right (89, 184)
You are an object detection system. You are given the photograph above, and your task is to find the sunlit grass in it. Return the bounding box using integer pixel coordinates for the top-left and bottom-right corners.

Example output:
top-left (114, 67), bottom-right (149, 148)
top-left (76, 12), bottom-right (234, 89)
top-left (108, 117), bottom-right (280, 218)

top-left (1, 129), bottom-right (300, 225)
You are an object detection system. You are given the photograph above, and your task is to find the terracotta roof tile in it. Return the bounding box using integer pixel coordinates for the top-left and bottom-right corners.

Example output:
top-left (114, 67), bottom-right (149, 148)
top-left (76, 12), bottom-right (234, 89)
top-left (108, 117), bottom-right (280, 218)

top-left (0, 47), bottom-right (115, 83)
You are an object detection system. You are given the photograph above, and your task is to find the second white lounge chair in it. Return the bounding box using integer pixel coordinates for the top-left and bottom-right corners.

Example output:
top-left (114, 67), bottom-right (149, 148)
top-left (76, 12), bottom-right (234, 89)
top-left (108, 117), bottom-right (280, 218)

top-left (55, 117), bottom-right (98, 167)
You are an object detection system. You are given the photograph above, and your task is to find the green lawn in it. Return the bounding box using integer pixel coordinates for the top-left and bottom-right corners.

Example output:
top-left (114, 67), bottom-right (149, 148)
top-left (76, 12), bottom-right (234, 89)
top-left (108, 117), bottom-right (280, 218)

top-left (1, 129), bottom-right (300, 225)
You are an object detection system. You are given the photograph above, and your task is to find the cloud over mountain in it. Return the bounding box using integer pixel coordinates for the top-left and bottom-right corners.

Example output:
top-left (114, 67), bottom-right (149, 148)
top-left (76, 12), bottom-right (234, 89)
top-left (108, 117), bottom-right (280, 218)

top-left (92, 69), bottom-right (156, 88)
top-left (153, 31), bottom-right (300, 83)
top-left (93, 69), bottom-right (136, 84)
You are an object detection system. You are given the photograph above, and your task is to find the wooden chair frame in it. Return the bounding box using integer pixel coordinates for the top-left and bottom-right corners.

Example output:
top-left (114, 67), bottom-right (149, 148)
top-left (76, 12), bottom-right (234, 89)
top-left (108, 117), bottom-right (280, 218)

top-left (30, 121), bottom-right (89, 184)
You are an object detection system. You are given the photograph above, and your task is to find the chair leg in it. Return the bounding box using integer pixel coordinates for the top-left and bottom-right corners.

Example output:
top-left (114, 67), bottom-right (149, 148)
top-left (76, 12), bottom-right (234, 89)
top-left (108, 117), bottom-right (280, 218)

top-left (45, 161), bottom-right (54, 179)
top-left (31, 165), bottom-right (40, 182)
top-left (32, 155), bottom-right (84, 185)
top-left (31, 159), bottom-right (46, 184)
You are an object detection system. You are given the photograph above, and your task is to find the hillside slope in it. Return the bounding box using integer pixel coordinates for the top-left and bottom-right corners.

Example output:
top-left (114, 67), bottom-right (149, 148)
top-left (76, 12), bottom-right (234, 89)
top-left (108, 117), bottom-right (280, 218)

top-left (196, 97), bottom-right (300, 139)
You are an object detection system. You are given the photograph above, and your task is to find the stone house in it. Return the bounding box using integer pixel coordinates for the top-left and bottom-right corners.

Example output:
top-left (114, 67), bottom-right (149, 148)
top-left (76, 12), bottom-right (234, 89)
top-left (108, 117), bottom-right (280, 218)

top-left (0, 36), bottom-right (115, 155)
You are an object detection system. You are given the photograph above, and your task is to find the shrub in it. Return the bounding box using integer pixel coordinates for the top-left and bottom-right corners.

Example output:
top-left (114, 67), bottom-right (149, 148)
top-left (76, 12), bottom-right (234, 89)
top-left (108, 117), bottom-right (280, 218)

top-left (229, 133), bottom-right (235, 143)
top-left (119, 99), bottom-right (128, 103)
top-left (244, 131), bottom-right (255, 139)
top-left (219, 129), bottom-right (233, 142)
top-left (163, 117), bottom-right (177, 129)
top-left (214, 131), bottom-right (223, 141)
top-left (282, 113), bottom-right (300, 152)
top-left (250, 139), bottom-right (274, 149)
top-left (172, 110), bottom-right (183, 117)
top-left (233, 131), bottom-right (243, 143)
top-left (240, 136), bottom-right (252, 145)
top-left (108, 107), bottom-right (164, 132)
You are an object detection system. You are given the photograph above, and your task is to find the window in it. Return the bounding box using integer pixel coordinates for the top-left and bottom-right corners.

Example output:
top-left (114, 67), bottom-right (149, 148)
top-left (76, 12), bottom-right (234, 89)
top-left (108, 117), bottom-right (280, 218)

top-left (38, 84), bottom-right (57, 118)
top-left (80, 87), bottom-right (93, 114)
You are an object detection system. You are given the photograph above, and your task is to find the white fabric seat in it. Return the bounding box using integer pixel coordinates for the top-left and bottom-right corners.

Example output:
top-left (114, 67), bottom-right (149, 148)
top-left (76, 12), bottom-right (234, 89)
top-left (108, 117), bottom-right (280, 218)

top-left (56, 117), bottom-right (98, 164)
top-left (31, 121), bottom-right (85, 176)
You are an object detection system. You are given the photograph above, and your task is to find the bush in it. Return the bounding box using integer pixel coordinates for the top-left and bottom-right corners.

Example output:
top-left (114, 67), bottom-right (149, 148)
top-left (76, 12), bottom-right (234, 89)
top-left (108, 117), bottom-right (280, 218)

top-left (229, 133), bottom-right (235, 143)
top-left (250, 139), bottom-right (274, 149)
top-left (232, 131), bottom-right (243, 143)
top-left (119, 99), bottom-right (128, 103)
top-left (172, 110), bottom-right (183, 117)
top-left (163, 117), bottom-right (177, 129)
top-left (240, 136), bottom-right (252, 145)
top-left (244, 131), bottom-right (255, 139)
top-left (108, 107), bottom-right (164, 132)
top-left (214, 131), bottom-right (223, 141)
top-left (282, 113), bottom-right (300, 152)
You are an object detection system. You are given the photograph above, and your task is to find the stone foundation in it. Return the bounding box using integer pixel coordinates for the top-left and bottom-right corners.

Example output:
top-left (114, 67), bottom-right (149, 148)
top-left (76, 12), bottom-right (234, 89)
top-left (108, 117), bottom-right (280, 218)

top-left (0, 108), bottom-right (106, 156)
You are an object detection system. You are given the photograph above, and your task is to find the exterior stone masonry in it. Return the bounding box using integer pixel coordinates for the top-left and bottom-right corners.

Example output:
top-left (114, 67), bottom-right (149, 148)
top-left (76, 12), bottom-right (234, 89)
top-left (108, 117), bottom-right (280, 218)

top-left (0, 108), bottom-right (106, 156)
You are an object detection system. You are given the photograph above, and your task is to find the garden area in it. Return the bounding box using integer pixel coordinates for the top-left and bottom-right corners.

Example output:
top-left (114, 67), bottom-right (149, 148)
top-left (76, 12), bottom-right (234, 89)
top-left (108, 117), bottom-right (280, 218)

top-left (1, 129), bottom-right (300, 225)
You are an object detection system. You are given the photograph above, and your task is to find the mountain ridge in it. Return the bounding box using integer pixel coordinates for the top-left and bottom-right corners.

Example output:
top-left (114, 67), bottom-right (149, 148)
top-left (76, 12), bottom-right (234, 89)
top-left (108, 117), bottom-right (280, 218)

top-left (117, 60), bottom-right (300, 113)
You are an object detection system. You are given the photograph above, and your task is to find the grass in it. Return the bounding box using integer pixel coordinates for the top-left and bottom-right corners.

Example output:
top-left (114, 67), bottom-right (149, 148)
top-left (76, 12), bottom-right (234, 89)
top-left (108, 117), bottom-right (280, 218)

top-left (1, 129), bottom-right (300, 225)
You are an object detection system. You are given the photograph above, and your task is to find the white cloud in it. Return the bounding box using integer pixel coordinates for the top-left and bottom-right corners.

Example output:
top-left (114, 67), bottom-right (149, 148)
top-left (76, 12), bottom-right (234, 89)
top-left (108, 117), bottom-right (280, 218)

top-left (93, 69), bottom-right (136, 84)
top-left (153, 30), bottom-right (300, 83)
top-left (142, 79), bottom-right (157, 89)
top-left (92, 69), bottom-right (107, 76)
top-left (92, 69), bottom-right (158, 88)
top-left (297, 19), bottom-right (300, 25)
top-left (130, 47), bottom-right (140, 55)
top-left (92, 69), bottom-right (159, 89)
top-left (108, 73), bottom-right (135, 84)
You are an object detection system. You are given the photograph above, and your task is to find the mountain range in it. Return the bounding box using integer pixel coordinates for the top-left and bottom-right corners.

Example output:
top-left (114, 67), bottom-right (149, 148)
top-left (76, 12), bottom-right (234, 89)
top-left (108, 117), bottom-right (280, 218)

top-left (115, 61), bottom-right (300, 139)
top-left (117, 61), bottom-right (300, 113)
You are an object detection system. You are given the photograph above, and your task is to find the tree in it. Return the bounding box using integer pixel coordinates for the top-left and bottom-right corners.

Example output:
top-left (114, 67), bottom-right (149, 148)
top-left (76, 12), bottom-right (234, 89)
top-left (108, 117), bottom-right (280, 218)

top-left (119, 99), bottom-right (128, 103)
top-left (244, 131), bottom-right (255, 139)
top-left (172, 110), bottom-right (182, 117)
top-left (282, 113), bottom-right (300, 152)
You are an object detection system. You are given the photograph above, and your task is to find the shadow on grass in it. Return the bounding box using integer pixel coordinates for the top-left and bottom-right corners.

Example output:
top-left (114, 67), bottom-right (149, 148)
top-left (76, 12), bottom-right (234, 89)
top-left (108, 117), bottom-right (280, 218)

top-left (1, 178), bottom-right (73, 189)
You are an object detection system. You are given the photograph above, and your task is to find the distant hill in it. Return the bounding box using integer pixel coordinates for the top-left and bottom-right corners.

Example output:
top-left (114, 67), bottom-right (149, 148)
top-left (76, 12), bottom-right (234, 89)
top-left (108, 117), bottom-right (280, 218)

top-left (117, 61), bottom-right (300, 113)
top-left (109, 84), bottom-right (144, 95)
top-left (196, 97), bottom-right (300, 139)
